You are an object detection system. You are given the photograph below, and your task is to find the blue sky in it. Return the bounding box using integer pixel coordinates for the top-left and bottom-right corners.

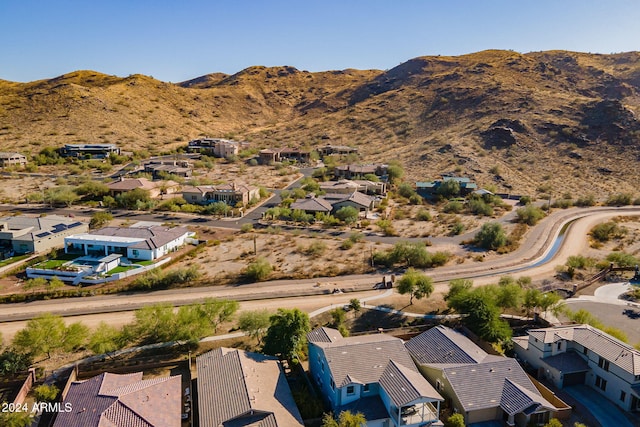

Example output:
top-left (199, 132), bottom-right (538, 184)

top-left (1, 0), bottom-right (639, 83)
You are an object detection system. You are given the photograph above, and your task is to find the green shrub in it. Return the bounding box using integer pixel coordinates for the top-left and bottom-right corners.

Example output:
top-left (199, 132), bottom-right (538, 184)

top-left (516, 205), bottom-right (545, 225)
top-left (606, 193), bottom-right (633, 206)
top-left (590, 221), bottom-right (626, 242)
top-left (416, 209), bottom-right (432, 221)
top-left (443, 201), bottom-right (463, 214)
top-left (244, 257), bottom-right (273, 281)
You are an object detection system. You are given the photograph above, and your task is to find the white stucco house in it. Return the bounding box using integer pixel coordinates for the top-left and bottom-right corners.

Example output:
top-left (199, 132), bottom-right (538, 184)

top-left (64, 223), bottom-right (194, 261)
top-left (513, 324), bottom-right (640, 413)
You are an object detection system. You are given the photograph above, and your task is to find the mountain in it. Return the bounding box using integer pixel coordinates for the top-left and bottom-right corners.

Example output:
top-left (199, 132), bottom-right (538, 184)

top-left (1, 50), bottom-right (640, 195)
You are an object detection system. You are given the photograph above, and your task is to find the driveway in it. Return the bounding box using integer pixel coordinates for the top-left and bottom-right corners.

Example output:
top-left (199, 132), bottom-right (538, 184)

top-left (564, 385), bottom-right (634, 427)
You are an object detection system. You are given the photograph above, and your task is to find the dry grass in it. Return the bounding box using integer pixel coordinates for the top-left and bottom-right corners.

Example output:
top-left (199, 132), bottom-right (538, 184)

top-left (1, 51), bottom-right (640, 198)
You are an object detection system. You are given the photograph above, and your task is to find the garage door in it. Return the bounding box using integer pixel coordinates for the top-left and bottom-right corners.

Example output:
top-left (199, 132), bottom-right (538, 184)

top-left (563, 371), bottom-right (586, 387)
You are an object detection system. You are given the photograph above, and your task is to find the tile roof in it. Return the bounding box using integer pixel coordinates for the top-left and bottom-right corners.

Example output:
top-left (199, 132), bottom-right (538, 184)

top-left (527, 324), bottom-right (640, 375)
top-left (311, 332), bottom-right (417, 387)
top-left (290, 197), bottom-right (332, 212)
top-left (379, 360), bottom-right (442, 406)
top-left (196, 348), bottom-right (303, 427)
top-left (307, 326), bottom-right (343, 344)
top-left (500, 378), bottom-right (554, 416)
top-left (442, 358), bottom-right (549, 413)
top-left (406, 325), bottom-right (499, 365)
top-left (53, 372), bottom-right (180, 427)
top-left (107, 178), bottom-right (158, 192)
top-left (542, 352), bottom-right (590, 373)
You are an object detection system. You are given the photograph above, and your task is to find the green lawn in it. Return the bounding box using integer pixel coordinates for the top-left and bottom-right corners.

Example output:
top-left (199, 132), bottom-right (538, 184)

top-left (37, 254), bottom-right (79, 269)
top-left (136, 260), bottom-right (154, 266)
top-left (107, 265), bottom-right (137, 275)
top-left (0, 254), bottom-right (30, 268)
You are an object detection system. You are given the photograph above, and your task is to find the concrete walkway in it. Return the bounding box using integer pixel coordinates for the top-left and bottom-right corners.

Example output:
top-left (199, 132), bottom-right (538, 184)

top-left (563, 385), bottom-right (635, 427)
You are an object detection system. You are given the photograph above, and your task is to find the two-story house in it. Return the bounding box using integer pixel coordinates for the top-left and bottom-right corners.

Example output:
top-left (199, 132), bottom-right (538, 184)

top-left (406, 326), bottom-right (560, 427)
top-left (307, 327), bottom-right (443, 427)
top-left (513, 324), bottom-right (640, 412)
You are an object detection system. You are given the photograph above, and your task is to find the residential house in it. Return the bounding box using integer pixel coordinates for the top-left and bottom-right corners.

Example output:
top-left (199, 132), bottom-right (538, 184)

top-left (0, 152), bottom-right (27, 167)
top-left (182, 183), bottom-right (260, 206)
top-left (325, 191), bottom-right (376, 215)
top-left (186, 138), bottom-right (248, 158)
top-left (290, 196), bottom-right (333, 215)
top-left (307, 327), bottom-right (443, 427)
top-left (64, 223), bottom-right (194, 261)
top-left (334, 164), bottom-right (388, 180)
top-left (318, 144), bottom-right (359, 156)
top-left (320, 179), bottom-right (387, 196)
top-left (143, 160), bottom-right (192, 179)
top-left (107, 177), bottom-right (180, 198)
top-left (53, 372), bottom-right (181, 427)
top-left (416, 175), bottom-right (478, 199)
top-left (513, 324), bottom-right (640, 412)
top-left (0, 215), bottom-right (88, 255)
top-left (196, 348), bottom-right (304, 427)
top-left (406, 326), bottom-right (559, 426)
top-left (60, 144), bottom-right (120, 159)
top-left (259, 147), bottom-right (310, 164)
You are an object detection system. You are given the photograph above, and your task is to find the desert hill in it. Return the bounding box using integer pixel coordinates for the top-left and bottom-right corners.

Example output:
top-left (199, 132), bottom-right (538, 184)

top-left (1, 49), bottom-right (640, 196)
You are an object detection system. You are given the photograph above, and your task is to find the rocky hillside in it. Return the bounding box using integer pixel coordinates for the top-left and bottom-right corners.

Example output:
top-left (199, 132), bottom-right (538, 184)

top-left (1, 49), bottom-right (640, 196)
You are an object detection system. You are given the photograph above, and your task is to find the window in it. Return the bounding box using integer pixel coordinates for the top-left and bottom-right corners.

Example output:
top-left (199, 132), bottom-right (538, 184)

top-left (436, 380), bottom-right (442, 391)
top-left (330, 379), bottom-right (335, 390)
top-left (598, 357), bottom-right (610, 372)
top-left (363, 384), bottom-right (370, 393)
top-left (595, 375), bottom-right (607, 391)
top-left (583, 346), bottom-right (588, 355)
top-left (557, 342), bottom-right (562, 350)
top-left (621, 391), bottom-right (626, 402)
top-left (321, 361), bottom-right (324, 372)
top-left (346, 385), bottom-right (355, 396)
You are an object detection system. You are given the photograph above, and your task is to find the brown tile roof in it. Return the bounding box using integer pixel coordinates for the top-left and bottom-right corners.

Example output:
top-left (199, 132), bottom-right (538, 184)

top-left (53, 372), bottom-right (180, 427)
top-left (290, 197), bottom-right (332, 212)
top-left (196, 348), bottom-right (303, 427)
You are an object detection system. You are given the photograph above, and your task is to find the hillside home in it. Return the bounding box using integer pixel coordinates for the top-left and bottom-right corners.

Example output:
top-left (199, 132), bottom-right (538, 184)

top-left (416, 176), bottom-right (477, 199)
top-left (513, 324), bottom-right (640, 412)
top-left (0, 215), bottom-right (88, 255)
top-left (196, 348), bottom-right (304, 427)
top-left (107, 177), bottom-right (180, 198)
top-left (318, 144), bottom-right (359, 156)
top-left (320, 179), bottom-right (387, 196)
top-left (63, 223), bottom-right (193, 261)
top-left (334, 164), bottom-right (388, 180)
top-left (324, 191), bottom-right (376, 215)
top-left (60, 144), bottom-right (120, 159)
top-left (406, 326), bottom-right (560, 427)
top-left (0, 152), bottom-right (27, 167)
top-left (182, 183), bottom-right (259, 206)
top-left (186, 137), bottom-right (248, 158)
top-left (259, 147), bottom-right (311, 164)
top-left (307, 327), bottom-right (443, 427)
top-left (53, 372), bottom-right (181, 427)
top-left (143, 160), bottom-right (192, 179)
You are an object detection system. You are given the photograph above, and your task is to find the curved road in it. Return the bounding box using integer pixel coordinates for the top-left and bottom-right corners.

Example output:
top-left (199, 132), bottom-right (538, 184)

top-left (1, 206), bottom-right (640, 337)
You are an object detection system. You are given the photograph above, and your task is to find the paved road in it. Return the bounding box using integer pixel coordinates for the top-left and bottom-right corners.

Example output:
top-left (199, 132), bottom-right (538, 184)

top-left (2, 206), bottom-right (640, 326)
top-left (564, 385), bottom-right (635, 427)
